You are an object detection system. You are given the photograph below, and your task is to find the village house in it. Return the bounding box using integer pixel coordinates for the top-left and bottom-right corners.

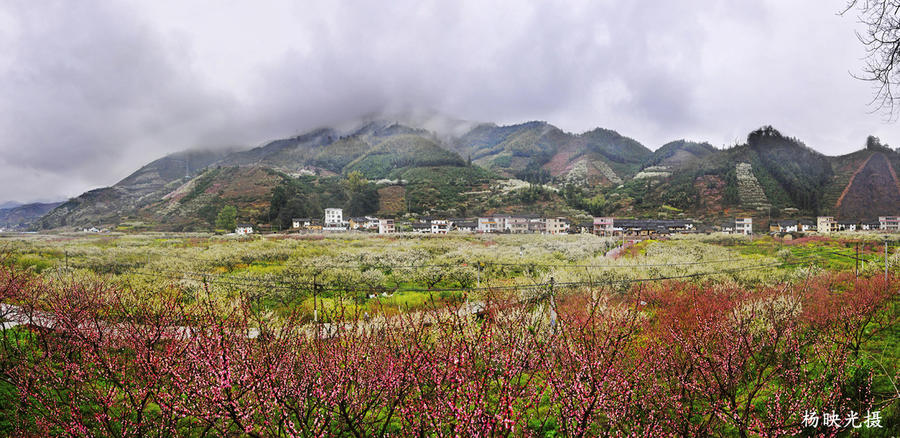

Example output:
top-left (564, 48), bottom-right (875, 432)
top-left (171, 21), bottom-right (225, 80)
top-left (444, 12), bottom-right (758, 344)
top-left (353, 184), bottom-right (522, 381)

top-left (292, 218), bottom-right (312, 229)
top-left (799, 219), bottom-right (815, 232)
top-left (235, 224), bottom-right (254, 235)
top-left (349, 217), bottom-right (366, 230)
top-left (324, 208), bottom-right (343, 225)
top-left (323, 208), bottom-right (347, 231)
top-left (572, 221), bottom-right (591, 234)
top-left (378, 218), bottom-right (395, 234)
top-left (879, 216), bottom-right (900, 231)
top-left (837, 220), bottom-right (858, 232)
top-left (592, 217), bottom-right (616, 236)
top-left (734, 217), bottom-right (752, 235)
top-left (412, 221), bottom-right (431, 233)
top-left (506, 216), bottom-right (530, 233)
top-left (545, 217), bottom-right (569, 234)
top-left (348, 216), bottom-right (379, 231)
top-left (719, 221), bottom-right (735, 233)
top-left (453, 219), bottom-right (477, 233)
top-left (817, 216), bottom-right (838, 233)
top-left (430, 219), bottom-right (451, 234)
top-left (861, 219), bottom-right (880, 231)
top-left (775, 220), bottom-right (798, 233)
top-left (527, 217), bottom-right (546, 234)
top-left (477, 216), bottom-right (507, 233)
top-left (364, 216), bottom-right (380, 230)
top-left (612, 219), bottom-right (695, 236)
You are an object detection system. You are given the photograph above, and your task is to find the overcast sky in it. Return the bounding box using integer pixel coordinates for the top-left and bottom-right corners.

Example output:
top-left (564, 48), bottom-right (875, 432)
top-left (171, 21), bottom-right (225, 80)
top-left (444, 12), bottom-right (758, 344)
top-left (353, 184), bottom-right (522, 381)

top-left (1, 0), bottom-right (897, 203)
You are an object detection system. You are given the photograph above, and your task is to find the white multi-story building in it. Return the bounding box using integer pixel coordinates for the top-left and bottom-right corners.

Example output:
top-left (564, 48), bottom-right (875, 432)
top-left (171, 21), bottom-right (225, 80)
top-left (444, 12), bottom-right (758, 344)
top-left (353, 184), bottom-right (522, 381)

top-left (817, 216), bottom-right (837, 233)
top-left (324, 208), bottom-right (343, 225)
top-left (477, 216), bottom-right (506, 233)
top-left (880, 216), bottom-right (900, 231)
top-left (378, 219), bottom-right (395, 234)
top-left (735, 217), bottom-right (752, 235)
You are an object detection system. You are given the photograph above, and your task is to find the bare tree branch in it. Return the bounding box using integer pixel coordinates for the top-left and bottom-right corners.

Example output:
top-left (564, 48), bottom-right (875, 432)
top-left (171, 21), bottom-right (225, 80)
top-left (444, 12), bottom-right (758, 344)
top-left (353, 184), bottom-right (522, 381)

top-left (843, 0), bottom-right (900, 119)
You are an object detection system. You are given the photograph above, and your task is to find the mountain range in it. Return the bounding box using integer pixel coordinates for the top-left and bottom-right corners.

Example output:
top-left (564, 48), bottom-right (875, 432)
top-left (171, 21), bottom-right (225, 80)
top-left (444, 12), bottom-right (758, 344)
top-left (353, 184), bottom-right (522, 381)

top-left (13, 115), bottom-right (900, 232)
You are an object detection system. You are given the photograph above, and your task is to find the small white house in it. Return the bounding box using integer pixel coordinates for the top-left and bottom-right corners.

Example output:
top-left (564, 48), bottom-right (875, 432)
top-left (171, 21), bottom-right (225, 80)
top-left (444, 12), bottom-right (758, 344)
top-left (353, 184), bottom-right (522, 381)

top-left (431, 220), bottom-right (450, 234)
top-left (292, 218), bottom-right (312, 229)
top-left (235, 224), bottom-right (253, 235)
top-left (799, 220), bottom-right (815, 232)
top-left (363, 216), bottom-right (380, 230)
top-left (719, 222), bottom-right (735, 233)
top-left (837, 221), bottom-right (857, 232)
top-left (777, 220), bottom-right (798, 233)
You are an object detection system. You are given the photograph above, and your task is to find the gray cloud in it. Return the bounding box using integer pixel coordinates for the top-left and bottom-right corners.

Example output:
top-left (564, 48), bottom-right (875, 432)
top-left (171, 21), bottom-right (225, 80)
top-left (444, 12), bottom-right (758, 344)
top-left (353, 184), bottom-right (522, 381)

top-left (0, 0), bottom-right (895, 202)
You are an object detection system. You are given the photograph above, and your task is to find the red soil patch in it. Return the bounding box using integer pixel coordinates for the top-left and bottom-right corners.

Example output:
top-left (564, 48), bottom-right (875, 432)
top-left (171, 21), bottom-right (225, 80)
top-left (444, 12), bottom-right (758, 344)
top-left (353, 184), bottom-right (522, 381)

top-left (835, 153), bottom-right (900, 218)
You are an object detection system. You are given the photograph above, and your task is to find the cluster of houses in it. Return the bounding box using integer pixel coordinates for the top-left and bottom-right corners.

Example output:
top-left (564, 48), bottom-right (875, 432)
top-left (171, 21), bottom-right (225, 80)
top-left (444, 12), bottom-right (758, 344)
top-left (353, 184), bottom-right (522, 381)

top-left (233, 209), bottom-right (900, 237)
top-left (590, 215), bottom-right (900, 237)
top-left (592, 217), bottom-right (697, 237)
top-left (280, 209), bottom-right (574, 235)
top-left (812, 216), bottom-right (900, 233)
top-left (718, 216), bottom-right (900, 235)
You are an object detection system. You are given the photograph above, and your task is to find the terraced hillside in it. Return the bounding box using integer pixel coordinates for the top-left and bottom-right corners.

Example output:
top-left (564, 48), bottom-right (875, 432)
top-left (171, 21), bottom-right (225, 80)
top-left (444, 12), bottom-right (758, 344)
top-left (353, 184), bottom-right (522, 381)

top-left (142, 166), bottom-right (286, 231)
top-left (592, 127), bottom-right (834, 219)
top-left (735, 163), bottom-right (772, 210)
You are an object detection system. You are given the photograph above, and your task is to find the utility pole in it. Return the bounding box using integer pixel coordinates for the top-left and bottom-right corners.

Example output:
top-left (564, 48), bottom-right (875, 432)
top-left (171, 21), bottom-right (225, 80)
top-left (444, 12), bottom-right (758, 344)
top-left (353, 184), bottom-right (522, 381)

top-left (313, 273), bottom-right (318, 323)
top-left (476, 263), bottom-right (481, 288)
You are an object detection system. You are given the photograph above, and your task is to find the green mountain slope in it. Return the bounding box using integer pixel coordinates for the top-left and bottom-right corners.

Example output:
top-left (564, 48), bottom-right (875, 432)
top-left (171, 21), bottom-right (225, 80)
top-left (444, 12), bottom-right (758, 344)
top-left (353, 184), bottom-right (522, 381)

top-left (345, 134), bottom-right (466, 179)
top-left (455, 121), bottom-right (652, 185)
top-left (36, 118), bottom-right (900, 231)
top-left (40, 149), bottom-right (232, 229)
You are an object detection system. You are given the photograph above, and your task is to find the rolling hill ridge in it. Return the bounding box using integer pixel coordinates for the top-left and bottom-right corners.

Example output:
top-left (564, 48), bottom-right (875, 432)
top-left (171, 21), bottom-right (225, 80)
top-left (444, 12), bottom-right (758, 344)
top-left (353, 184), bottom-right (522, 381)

top-left (27, 118), bottom-right (900, 231)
